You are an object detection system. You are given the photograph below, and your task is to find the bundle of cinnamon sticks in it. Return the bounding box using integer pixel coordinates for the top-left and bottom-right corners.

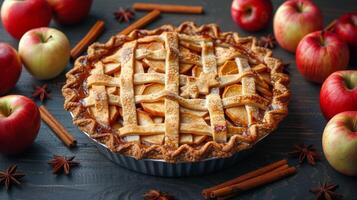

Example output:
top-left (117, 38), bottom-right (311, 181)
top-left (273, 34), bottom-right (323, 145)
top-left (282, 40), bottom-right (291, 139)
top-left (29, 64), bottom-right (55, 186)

top-left (202, 159), bottom-right (297, 199)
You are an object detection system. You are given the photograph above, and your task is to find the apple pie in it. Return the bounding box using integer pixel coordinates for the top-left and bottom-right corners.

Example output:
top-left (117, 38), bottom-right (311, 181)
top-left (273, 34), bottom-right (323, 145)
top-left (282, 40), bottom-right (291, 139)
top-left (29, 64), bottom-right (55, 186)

top-left (62, 22), bottom-right (290, 162)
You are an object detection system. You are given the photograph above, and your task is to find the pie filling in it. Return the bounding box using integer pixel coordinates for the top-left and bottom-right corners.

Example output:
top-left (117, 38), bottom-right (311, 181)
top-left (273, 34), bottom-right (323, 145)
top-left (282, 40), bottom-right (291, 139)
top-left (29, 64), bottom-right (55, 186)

top-left (63, 22), bottom-right (290, 162)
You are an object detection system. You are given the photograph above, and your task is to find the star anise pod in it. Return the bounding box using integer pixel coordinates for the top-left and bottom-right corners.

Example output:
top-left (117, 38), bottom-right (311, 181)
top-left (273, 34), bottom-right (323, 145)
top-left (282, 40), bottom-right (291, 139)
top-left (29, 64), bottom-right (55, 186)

top-left (310, 182), bottom-right (343, 200)
top-left (32, 84), bottom-right (50, 102)
top-left (288, 144), bottom-right (320, 165)
top-left (144, 189), bottom-right (176, 200)
top-left (48, 155), bottom-right (79, 175)
top-left (258, 34), bottom-right (276, 49)
top-left (0, 165), bottom-right (25, 190)
top-left (113, 7), bottom-right (135, 23)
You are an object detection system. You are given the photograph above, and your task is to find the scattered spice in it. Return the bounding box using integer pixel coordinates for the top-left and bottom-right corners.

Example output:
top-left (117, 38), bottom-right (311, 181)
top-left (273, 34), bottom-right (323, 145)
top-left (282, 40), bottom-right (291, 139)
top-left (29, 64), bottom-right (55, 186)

top-left (258, 34), bottom-right (276, 49)
top-left (288, 144), bottom-right (320, 165)
top-left (144, 189), bottom-right (176, 200)
top-left (48, 155), bottom-right (79, 175)
top-left (310, 182), bottom-right (343, 200)
top-left (0, 165), bottom-right (25, 190)
top-left (114, 7), bottom-right (135, 23)
top-left (32, 84), bottom-right (50, 102)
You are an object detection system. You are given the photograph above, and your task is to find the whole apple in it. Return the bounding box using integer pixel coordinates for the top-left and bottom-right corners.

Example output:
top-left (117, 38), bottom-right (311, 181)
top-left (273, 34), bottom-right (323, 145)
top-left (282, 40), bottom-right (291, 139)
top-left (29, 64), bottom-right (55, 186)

top-left (0, 0), bottom-right (52, 40)
top-left (47, 0), bottom-right (93, 25)
top-left (0, 95), bottom-right (41, 154)
top-left (323, 111), bottom-right (357, 176)
top-left (296, 31), bottom-right (349, 83)
top-left (19, 28), bottom-right (71, 80)
top-left (273, 0), bottom-right (323, 52)
top-left (0, 43), bottom-right (22, 96)
top-left (320, 71), bottom-right (357, 120)
top-left (334, 13), bottom-right (357, 58)
top-left (231, 0), bottom-right (273, 32)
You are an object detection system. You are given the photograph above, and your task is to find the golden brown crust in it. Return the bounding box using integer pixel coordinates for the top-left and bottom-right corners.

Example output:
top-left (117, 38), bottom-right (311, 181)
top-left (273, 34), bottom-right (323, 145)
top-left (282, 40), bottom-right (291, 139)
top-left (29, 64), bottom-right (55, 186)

top-left (62, 22), bottom-right (290, 163)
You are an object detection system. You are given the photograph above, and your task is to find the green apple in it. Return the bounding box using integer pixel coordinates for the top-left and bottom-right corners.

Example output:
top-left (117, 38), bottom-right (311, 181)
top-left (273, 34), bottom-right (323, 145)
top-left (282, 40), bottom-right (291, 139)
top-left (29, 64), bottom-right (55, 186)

top-left (322, 111), bottom-right (357, 176)
top-left (273, 0), bottom-right (323, 52)
top-left (19, 27), bottom-right (70, 80)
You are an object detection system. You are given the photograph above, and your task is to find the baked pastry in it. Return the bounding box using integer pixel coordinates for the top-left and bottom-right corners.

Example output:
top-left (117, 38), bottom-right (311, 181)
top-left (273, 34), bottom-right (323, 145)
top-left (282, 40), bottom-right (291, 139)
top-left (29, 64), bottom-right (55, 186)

top-left (62, 22), bottom-right (290, 162)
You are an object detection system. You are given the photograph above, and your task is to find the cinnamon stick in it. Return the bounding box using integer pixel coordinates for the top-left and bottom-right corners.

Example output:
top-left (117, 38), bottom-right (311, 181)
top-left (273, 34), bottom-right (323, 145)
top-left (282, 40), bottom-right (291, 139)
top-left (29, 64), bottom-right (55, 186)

top-left (210, 166), bottom-right (297, 198)
top-left (39, 105), bottom-right (77, 148)
top-left (133, 3), bottom-right (203, 14)
top-left (202, 159), bottom-right (287, 199)
top-left (270, 164), bottom-right (289, 173)
top-left (119, 10), bottom-right (161, 35)
top-left (70, 20), bottom-right (105, 60)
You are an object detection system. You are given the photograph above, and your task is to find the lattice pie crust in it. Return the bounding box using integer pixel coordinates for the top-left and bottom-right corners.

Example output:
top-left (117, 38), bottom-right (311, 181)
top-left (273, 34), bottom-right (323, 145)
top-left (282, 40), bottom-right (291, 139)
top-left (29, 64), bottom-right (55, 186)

top-left (62, 22), bottom-right (290, 162)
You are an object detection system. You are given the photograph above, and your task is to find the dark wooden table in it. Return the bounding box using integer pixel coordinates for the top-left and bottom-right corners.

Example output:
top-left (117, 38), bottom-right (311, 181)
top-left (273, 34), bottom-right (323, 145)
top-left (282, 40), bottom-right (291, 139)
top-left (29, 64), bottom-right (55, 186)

top-left (0, 0), bottom-right (356, 199)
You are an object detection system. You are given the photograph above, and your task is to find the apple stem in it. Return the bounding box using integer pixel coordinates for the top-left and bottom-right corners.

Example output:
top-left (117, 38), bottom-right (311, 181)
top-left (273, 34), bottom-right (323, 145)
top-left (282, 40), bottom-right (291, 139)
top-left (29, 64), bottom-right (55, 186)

top-left (44, 35), bottom-right (53, 43)
top-left (343, 74), bottom-right (357, 90)
top-left (296, 2), bottom-right (304, 13)
top-left (0, 104), bottom-right (11, 118)
top-left (319, 31), bottom-right (325, 46)
top-left (346, 118), bottom-right (357, 132)
top-left (244, 7), bottom-right (252, 17)
top-left (351, 17), bottom-right (357, 27)
top-left (324, 20), bottom-right (337, 32)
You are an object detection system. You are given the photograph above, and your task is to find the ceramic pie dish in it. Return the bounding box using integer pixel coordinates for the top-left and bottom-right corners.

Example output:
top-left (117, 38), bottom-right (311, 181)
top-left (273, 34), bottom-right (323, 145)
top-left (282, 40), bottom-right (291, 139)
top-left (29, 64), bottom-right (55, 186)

top-left (62, 22), bottom-right (290, 176)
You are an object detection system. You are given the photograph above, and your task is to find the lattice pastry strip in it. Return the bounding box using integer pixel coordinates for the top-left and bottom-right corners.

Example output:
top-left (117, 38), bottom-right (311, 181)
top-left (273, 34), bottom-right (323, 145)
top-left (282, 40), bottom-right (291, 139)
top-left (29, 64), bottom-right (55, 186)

top-left (236, 57), bottom-right (258, 126)
top-left (119, 41), bottom-right (139, 142)
top-left (163, 32), bottom-right (180, 147)
top-left (86, 71), bottom-right (253, 93)
top-left (201, 40), bottom-right (227, 143)
top-left (85, 77), bottom-right (269, 114)
top-left (88, 62), bottom-right (110, 126)
top-left (117, 121), bottom-right (249, 140)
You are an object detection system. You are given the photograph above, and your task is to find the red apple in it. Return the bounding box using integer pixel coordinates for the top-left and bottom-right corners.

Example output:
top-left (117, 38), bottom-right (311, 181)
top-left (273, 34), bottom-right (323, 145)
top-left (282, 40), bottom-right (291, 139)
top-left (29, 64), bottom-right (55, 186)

top-left (231, 0), bottom-right (273, 32)
top-left (0, 43), bottom-right (22, 96)
top-left (0, 95), bottom-right (40, 154)
top-left (47, 0), bottom-right (93, 25)
top-left (322, 111), bottom-right (357, 176)
top-left (320, 71), bottom-right (357, 120)
top-left (334, 13), bottom-right (357, 57)
top-left (273, 0), bottom-right (323, 52)
top-left (0, 0), bottom-right (52, 40)
top-left (296, 31), bottom-right (349, 83)
top-left (19, 27), bottom-right (70, 80)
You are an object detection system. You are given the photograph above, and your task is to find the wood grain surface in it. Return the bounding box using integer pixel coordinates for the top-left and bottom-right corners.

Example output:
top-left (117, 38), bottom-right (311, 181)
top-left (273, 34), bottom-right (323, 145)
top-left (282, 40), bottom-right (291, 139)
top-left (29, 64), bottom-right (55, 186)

top-left (0, 0), bottom-right (356, 199)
